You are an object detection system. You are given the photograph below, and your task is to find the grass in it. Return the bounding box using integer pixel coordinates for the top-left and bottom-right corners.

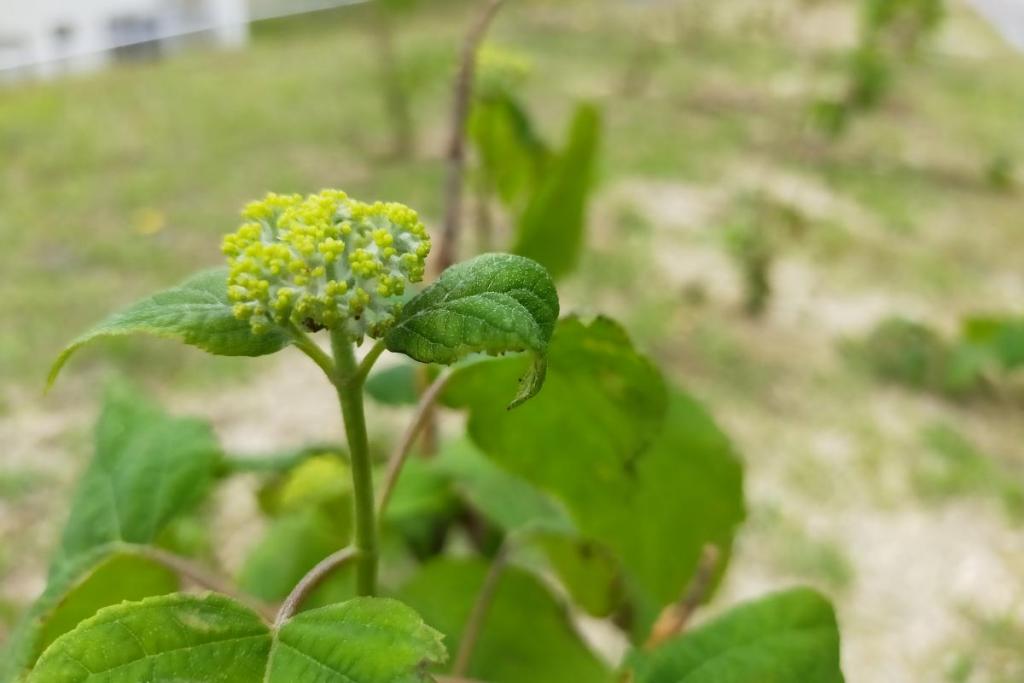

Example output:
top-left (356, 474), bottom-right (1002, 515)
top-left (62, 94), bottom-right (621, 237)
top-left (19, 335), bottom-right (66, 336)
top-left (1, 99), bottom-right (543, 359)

top-left (2, 0), bottom-right (1021, 389)
top-left (914, 422), bottom-right (1024, 521)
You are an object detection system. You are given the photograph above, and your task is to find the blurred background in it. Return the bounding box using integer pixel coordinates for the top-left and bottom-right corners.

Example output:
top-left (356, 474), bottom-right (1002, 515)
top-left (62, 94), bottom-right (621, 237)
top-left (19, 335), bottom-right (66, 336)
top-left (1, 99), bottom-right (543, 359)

top-left (1, 0), bottom-right (1023, 680)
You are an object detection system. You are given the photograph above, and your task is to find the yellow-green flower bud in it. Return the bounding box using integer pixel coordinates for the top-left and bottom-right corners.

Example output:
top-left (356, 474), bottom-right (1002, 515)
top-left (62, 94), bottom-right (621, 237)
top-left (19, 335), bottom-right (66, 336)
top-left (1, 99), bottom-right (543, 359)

top-left (475, 45), bottom-right (532, 100)
top-left (223, 189), bottom-right (431, 341)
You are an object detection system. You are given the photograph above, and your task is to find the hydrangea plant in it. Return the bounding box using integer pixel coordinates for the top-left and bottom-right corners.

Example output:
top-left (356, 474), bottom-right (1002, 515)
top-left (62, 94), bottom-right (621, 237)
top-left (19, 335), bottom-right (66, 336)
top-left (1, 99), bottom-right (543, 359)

top-left (8, 189), bottom-right (846, 682)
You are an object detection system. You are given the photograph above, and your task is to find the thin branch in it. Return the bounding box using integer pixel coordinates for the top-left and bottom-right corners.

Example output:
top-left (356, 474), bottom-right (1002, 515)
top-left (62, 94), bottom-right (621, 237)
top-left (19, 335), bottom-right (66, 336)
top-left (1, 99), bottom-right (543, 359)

top-left (452, 542), bottom-right (511, 677)
top-left (644, 544), bottom-right (721, 650)
top-left (376, 371), bottom-right (452, 516)
top-left (434, 0), bottom-right (508, 274)
top-left (414, 365), bottom-right (440, 456)
top-left (371, 2), bottom-right (414, 158)
top-left (436, 678), bottom-right (489, 683)
top-left (288, 324), bottom-right (336, 380)
top-left (136, 546), bottom-right (276, 621)
top-left (353, 339), bottom-right (388, 386)
top-left (275, 546), bottom-right (358, 628)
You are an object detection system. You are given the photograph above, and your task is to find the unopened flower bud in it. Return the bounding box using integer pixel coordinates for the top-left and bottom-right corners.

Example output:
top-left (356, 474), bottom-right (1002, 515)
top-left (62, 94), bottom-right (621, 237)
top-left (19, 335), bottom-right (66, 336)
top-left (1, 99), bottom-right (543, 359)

top-left (223, 190), bottom-right (430, 341)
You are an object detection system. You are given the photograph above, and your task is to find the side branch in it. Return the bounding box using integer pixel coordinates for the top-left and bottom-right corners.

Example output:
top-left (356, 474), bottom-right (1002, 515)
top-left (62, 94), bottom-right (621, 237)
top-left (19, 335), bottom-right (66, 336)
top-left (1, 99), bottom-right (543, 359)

top-left (275, 546), bottom-right (358, 628)
top-left (376, 371), bottom-right (452, 516)
top-left (645, 544), bottom-right (721, 649)
top-left (136, 546), bottom-right (276, 621)
top-left (452, 542), bottom-right (511, 676)
top-left (288, 324), bottom-right (336, 380)
top-left (434, 0), bottom-right (508, 274)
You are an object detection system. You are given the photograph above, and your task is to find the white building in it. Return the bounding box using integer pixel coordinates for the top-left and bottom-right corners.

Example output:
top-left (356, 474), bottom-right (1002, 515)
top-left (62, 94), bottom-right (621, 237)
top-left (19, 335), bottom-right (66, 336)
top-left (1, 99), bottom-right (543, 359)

top-left (0, 0), bottom-right (249, 81)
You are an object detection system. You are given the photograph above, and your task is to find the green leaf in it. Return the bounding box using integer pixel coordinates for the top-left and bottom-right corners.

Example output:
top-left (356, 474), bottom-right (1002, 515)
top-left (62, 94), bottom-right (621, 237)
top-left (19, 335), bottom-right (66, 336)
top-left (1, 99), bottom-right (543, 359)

top-left (398, 558), bottom-right (609, 683)
top-left (34, 553), bottom-right (179, 660)
top-left (470, 93), bottom-right (550, 207)
top-left (238, 509), bottom-right (349, 603)
top-left (51, 385), bottom-right (222, 572)
top-left (437, 439), bottom-right (622, 616)
top-left (383, 456), bottom-right (461, 559)
top-left (0, 549), bottom-right (180, 682)
top-left (443, 317), bottom-right (745, 637)
top-left (962, 315), bottom-right (1024, 371)
top-left (28, 593), bottom-right (446, 683)
top-left (365, 362), bottom-right (439, 406)
top-left (512, 103), bottom-right (601, 280)
top-left (27, 593), bottom-right (269, 682)
top-left (538, 536), bottom-right (623, 617)
top-left (240, 455), bottom-right (353, 604)
top-left (48, 268), bottom-right (290, 387)
top-left (273, 454), bottom-right (352, 517)
top-left (385, 253), bottom-right (559, 408)
top-left (437, 438), bottom-right (573, 536)
top-left (1, 387), bottom-right (222, 681)
top-left (628, 588), bottom-right (844, 683)
top-left (268, 598), bottom-right (446, 681)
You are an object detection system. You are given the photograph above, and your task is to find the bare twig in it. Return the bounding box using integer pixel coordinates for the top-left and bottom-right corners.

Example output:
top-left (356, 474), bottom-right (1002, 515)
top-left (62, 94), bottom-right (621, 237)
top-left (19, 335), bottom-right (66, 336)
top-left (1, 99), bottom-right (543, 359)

top-left (434, 0), bottom-right (507, 274)
top-left (644, 544), bottom-right (721, 649)
top-left (371, 3), bottom-right (414, 158)
top-left (376, 371), bottom-right (452, 516)
top-left (275, 546), bottom-right (358, 628)
top-left (414, 364), bottom-right (441, 456)
top-left (452, 543), bottom-right (511, 677)
top-left (137, 546), bottom-right (276, 621)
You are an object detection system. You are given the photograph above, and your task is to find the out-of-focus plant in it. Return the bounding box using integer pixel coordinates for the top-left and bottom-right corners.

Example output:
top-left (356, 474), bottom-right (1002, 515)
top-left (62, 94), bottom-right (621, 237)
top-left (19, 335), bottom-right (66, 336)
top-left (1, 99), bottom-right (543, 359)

top-left (914, 423), bottom-right (1024, 522)
top-left (2, 180), bottom-right (848, 682)
top-left (468, 44), bottom-right (602, 280)
top-left (813, 0), bottom-right (944, 137)
top-left (845, 317), bottom-right (956, 391)
top-left (984, 154), bottom-right (1016, 192)
top-left (468, 46), bottom-right (549, 251)
top-left (719, 192), bottom-right (807, 318)
top-left (844, 314), bottom-right (1024, 398)
top-left (371, 0), bottom-right (419, 157)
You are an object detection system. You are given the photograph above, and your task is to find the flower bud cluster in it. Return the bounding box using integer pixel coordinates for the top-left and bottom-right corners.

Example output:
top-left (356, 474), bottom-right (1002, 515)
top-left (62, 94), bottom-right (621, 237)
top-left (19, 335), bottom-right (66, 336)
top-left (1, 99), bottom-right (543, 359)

top-left (223, 190), bottom-right (430, 341)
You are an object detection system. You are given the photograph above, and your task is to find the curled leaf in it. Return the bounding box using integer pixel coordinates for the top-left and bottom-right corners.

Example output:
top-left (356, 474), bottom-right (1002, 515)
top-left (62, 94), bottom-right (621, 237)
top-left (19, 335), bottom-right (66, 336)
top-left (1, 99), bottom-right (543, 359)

top-left (385, 253), bottom-right (559, 407)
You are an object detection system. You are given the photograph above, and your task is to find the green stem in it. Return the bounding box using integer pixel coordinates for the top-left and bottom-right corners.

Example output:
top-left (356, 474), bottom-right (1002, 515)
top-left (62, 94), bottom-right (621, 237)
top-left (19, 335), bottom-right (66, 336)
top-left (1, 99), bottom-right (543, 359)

top-left (354, 339), bottom-right (387, 385)
top-left (330, 329), bottom-right (378, 596)
top-left (288, 324), bottom-right (336, 378)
